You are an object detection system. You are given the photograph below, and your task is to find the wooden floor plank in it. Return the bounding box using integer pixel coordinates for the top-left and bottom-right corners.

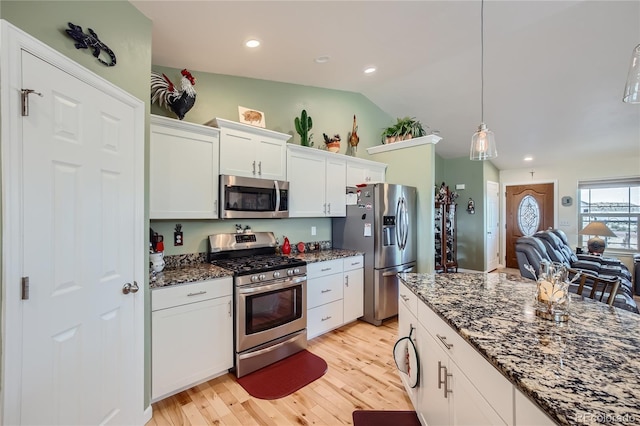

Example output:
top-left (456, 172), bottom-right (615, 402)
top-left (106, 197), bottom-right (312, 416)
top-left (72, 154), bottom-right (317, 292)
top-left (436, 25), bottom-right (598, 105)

top-left (149, 318), bottom-right (412, 425)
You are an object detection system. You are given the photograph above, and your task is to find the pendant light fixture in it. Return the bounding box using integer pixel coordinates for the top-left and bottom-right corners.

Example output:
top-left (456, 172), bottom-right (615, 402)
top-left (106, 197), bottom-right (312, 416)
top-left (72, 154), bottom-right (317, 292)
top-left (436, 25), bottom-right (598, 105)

top-left (623, 44), bottom-right (640, 104)
top-left (470, 0), bottom-right (497, 161)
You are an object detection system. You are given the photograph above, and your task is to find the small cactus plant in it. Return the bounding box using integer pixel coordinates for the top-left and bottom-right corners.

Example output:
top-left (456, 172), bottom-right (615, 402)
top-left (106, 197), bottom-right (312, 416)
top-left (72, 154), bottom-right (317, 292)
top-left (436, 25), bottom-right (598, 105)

top-left (294, 109), bottom-right (313, 147)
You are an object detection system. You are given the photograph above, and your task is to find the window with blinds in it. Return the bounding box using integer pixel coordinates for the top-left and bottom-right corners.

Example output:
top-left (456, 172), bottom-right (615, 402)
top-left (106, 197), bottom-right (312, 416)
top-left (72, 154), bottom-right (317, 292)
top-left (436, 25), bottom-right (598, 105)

top-left (578, 177), bottom-right (640, 251)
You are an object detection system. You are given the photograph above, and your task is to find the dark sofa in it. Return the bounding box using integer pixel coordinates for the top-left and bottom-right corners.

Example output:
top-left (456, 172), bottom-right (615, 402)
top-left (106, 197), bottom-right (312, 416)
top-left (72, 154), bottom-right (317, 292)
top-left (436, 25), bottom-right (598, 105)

top-left (515, 229), bottom-right (638, 313)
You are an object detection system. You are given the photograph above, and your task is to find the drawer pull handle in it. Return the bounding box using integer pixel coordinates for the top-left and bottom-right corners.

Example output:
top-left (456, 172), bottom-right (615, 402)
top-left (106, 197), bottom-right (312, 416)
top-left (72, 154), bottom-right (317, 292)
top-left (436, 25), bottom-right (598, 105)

top-left (436, 334), bottom-right (453, 350)
top-left (321, 316), bottom-right (332, 321)
top-left (351, 262), bottom-right (360, 266)
top-left (321, 289), bottom-right (332, 293)
top-left (321, 268), bottom-right (332, 272)
top-left (187, 291), bottom-right (207, 297)
top-left (400, 294), bottom-right (410, 302)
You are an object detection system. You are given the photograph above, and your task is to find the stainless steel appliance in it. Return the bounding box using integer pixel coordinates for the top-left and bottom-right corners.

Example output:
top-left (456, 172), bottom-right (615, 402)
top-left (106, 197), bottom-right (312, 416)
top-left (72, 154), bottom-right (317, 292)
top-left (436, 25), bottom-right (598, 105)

top-left (208, 232), bottom-right (307, 377)
top-left (332, 183), bottom-right (416, 325)
top-left (219, 175), bottom-right (289, 219)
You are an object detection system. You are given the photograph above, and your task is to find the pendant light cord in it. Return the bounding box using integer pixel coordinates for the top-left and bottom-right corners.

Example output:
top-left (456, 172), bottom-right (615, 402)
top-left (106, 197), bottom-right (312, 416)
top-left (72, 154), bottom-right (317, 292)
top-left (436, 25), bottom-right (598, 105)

top-left (481, 0), bottom-right (485, 124)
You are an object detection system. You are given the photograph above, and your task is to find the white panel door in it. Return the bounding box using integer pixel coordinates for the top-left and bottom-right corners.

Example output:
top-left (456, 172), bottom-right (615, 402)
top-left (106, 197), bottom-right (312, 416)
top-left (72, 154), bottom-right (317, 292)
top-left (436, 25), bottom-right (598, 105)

top-left (486, 181), bottom-right (500, 272)
top-left (19, 49), bottom-right (139, 425)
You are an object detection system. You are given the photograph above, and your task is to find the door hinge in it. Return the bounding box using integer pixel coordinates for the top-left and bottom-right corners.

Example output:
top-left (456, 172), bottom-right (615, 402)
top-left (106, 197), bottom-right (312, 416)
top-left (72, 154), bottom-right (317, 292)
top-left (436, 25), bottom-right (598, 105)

top-left (21, 276), bottom-right (30, 300)
top-left (21, 89), bottom-right (43, 117)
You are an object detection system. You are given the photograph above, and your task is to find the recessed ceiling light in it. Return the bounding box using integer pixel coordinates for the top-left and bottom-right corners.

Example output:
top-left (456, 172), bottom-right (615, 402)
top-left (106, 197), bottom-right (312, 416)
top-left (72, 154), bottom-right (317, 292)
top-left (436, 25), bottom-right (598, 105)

top-left (245, 39), bottom-right (260, 48)
top-left (315, 56), bottom-right (330, 64)
top-left (524, 156), bottom-right (533, 161)
top-left (364, 66), bottom-right (377, 74)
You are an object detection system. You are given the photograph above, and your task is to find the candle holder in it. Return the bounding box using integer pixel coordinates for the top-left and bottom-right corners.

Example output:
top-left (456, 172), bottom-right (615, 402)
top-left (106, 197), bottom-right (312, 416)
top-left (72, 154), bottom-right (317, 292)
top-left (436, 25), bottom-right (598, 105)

top-left (527, 262), bottom-right (570, 322)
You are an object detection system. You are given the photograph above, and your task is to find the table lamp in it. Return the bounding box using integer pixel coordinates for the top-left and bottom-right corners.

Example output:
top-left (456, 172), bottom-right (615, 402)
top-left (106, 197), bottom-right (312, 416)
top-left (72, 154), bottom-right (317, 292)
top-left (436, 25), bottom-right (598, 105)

top-left (578, 221), bottom-right (617, 254)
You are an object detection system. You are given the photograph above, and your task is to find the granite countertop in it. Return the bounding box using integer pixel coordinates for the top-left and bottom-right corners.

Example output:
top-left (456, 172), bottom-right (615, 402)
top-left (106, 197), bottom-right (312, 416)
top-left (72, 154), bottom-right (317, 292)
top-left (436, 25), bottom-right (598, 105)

top-left (150, 249), bottom-right (362, 289)
top-left (399, 272), bottom-right (640, 426)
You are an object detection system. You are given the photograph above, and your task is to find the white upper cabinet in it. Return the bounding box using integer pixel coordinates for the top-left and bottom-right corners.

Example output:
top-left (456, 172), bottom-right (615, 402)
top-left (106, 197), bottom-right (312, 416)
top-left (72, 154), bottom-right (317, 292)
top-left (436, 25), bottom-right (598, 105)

top-left (150, 115), bottom-right (220, 219)
top-left (345, 156), bottom-right (387, 187)
top-left (212, 118), bottom-right (289, 181)
top-left (286, 145), bottom-right (346, 217)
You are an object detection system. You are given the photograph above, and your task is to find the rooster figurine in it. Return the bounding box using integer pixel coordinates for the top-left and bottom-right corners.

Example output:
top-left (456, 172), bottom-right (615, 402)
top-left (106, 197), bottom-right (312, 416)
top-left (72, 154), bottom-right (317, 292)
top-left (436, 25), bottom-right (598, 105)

top-left (150, 69), bottom-right (196, 120)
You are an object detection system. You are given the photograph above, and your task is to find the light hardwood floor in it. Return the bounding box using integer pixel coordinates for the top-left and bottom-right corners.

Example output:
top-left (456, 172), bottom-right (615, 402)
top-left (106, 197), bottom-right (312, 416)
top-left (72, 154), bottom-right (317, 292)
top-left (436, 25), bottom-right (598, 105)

top-left (148, 318), bottom-right (412, 426)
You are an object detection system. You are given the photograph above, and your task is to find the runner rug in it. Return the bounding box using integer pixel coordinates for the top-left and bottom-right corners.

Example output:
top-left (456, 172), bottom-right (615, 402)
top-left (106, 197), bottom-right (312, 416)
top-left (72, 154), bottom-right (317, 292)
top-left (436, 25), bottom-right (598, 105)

top-left (352, 410), bottom-right (421, 426)
top-left (236, 350), bottom-right (328, 400)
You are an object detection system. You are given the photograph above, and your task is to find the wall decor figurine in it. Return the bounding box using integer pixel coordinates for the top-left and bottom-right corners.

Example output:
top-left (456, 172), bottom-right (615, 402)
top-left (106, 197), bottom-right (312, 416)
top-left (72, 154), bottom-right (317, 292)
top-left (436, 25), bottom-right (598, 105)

top-left (239, 106), bottom-right (266, 128)
top-left (467, 198), bottom-right (475, 214)
top-left (150, 69), bottom-right (197, 120)
top-left (347, 114), bottom-right (359, 156)
top-left (65, 22), bottom-right (116, 67)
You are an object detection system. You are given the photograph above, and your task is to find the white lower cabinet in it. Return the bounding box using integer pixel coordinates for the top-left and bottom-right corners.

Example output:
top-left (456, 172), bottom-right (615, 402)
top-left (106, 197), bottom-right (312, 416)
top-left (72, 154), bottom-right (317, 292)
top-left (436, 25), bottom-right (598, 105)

top-left (397, 287), bottom-right (419, 407)
top-left (343, 256), bottom-right (364, 323)
top-left (307, 256), bottom-right (363, 338)
top-left (515, 389), bottom-right (556, 426)
top-left (151, 277), bottom-right (233, 401)
top-left (399, 282), bottom-right (517, 425)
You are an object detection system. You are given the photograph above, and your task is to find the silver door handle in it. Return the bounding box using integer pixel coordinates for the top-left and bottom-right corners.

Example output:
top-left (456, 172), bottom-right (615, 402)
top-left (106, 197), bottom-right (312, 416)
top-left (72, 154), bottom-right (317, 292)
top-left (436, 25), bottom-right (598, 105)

top-left (345, 275), bottom-right (349, 287)
top-left (122, 281), bottom-right (139, 295)
top-left (252, 161), bottom-right (256, 174)
top-left (258, 161), bottom-right (262, 175)
top-left (400, 294), bottom-right (409, 301)
top-left (327, 203), bottom-right (331, 214)
top-left (438, 361), bottom-right (445, 389)
top-left (436, 334), bottom-right (453, 350)
top-left (444, 367), bottom-right (453, 398)
top-left (321, 289), bottom-right (332, 293)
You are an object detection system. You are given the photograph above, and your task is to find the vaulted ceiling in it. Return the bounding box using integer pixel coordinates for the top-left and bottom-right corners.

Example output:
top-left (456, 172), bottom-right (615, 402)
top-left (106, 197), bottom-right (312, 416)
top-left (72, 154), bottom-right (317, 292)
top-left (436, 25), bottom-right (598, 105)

top-left (131, 0), bottom-right (640, 171)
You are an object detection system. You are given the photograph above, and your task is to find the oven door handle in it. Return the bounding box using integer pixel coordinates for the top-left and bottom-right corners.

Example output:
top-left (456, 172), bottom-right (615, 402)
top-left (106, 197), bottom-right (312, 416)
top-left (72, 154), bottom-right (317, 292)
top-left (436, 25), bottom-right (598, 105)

top-left (237, 275), bottom-right (307, 295)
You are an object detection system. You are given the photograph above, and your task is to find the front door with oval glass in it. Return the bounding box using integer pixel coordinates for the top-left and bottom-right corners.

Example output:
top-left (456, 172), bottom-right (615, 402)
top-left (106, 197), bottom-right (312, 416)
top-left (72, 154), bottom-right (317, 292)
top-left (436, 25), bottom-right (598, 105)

top-left (505, 183), bottom-right (555, 269)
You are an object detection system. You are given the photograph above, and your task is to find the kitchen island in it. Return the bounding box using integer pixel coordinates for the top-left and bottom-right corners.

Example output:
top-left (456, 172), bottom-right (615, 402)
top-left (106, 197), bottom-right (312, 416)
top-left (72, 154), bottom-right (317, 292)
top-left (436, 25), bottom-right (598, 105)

top-left (398, 272), bottom-right (640, 425)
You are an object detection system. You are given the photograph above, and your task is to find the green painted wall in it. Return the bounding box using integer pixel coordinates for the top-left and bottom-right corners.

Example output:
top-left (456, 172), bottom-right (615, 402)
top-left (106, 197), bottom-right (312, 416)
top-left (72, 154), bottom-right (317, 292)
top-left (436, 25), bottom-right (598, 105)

top-left (1, 0), bottom-right (154, 410)
top-left (151, 65), bottom-right (392, 156)
top-left (368, 143), bottom-right (436, 273)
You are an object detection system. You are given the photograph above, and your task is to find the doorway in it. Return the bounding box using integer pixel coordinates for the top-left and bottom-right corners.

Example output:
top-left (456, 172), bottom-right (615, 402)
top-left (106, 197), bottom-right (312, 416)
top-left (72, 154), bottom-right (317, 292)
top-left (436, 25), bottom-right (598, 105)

top-left (504, 183), bottom-right (555, 269)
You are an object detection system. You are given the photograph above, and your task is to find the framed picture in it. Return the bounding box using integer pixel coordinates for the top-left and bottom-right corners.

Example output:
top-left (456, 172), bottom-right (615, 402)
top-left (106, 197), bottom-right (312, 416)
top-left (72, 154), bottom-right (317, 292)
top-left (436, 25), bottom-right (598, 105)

top-left (238, 106), bottom-right (265, 128)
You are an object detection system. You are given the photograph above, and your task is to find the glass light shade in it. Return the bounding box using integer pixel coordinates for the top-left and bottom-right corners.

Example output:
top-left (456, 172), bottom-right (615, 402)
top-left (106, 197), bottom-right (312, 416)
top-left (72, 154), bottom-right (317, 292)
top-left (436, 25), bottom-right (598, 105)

top-left (470, 122), bottom-right (497, 160)
top-left (623, 44), bottom-right (640, 104)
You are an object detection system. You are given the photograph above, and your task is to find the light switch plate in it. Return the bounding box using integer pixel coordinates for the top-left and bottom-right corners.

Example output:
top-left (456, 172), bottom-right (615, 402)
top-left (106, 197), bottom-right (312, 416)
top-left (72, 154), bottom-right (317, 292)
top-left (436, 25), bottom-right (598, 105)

top-left (456, 184), bottom-right (465, 190)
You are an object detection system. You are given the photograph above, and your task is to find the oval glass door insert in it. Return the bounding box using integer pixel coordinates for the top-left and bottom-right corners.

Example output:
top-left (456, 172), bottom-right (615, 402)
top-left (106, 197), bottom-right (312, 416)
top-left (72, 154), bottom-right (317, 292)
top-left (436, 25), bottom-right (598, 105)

top-left (518, 195), bottom-right (540, 236)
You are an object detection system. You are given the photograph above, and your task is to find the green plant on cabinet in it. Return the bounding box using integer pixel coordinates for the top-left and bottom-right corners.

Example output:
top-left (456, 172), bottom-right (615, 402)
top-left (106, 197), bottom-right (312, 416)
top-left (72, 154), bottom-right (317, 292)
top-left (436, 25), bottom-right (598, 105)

top-left (294, 109), bottom-right (313, 147)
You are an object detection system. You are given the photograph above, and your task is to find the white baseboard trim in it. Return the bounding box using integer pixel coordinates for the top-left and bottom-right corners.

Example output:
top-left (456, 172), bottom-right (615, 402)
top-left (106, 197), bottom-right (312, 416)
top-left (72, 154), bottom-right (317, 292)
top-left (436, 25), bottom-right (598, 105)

top-left (144, 405), bottom-right (153, 425)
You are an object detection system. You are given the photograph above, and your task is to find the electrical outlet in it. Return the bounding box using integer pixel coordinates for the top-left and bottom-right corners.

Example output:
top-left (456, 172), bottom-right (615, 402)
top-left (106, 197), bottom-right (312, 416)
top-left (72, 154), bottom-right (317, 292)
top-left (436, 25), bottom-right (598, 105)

top-left (311, 226), bottom-right (317, 236)
top-left (174, 231), bottom-right (183, 246)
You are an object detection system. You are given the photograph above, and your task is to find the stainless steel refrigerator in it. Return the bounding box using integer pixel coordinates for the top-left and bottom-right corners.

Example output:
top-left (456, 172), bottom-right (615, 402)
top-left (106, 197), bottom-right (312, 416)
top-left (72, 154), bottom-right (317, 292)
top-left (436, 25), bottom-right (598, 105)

top-left (332, 183), bottom-right (416, 325)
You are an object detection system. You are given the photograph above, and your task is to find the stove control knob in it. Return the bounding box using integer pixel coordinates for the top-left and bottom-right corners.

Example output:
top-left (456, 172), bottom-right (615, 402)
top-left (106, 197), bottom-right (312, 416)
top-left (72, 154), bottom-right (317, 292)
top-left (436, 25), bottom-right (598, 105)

top-left (251, 275), bottom-right (259, 282)
top-left (287, 269), bottom-right (294, 276)
top-left (273, 271), bottom-right (281, 279)
top-left (259, 274), bottom-right (266, 281)
top-left (294, 268), bottom-right (300, 274)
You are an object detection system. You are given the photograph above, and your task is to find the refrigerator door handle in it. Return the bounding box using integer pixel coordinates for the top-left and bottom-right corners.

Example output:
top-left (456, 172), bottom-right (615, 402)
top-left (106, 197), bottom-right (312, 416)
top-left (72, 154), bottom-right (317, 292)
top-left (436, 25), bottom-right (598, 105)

top-left (382, 264), bottom-right (415, 277)
top-left (401, 197), bottom-right (409, 250)
top-left (396, 197), bottom-right (404, 250)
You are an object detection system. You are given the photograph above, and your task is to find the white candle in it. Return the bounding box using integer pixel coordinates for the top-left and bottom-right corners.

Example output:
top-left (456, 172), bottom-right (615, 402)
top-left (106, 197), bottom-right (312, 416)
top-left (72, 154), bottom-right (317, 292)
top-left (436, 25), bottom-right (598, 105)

top-left (538, 280), bottom-right (565, 303)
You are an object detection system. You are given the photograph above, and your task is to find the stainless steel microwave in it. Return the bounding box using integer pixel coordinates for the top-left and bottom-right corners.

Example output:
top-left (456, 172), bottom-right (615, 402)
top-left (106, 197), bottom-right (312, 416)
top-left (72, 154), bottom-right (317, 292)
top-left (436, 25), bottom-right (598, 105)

top-left (219, 175), bottom-right (289, 219)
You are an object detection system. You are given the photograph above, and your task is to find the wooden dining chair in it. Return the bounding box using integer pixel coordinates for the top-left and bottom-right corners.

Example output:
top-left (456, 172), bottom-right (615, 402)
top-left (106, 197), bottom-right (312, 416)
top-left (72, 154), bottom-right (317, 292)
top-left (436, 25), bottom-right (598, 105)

top-left (568, 268), bottom-right (620, 306)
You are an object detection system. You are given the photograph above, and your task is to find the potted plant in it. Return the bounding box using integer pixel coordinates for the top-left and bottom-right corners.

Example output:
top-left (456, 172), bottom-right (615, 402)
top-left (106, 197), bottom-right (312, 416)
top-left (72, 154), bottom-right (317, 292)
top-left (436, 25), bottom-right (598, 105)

top-left (294, 109), bottom-right (313, 146)
top-left (381, 116), bottom-right (429, 144)
top-left (323, 133), bottom-right (341, 152)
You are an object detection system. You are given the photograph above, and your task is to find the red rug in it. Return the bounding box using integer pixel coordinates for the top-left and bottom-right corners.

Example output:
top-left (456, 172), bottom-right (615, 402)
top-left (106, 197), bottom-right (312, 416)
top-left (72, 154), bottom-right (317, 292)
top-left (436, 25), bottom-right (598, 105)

top-left (236, 350), bottom-right (328, 400)
top-left (353, 410), bottom-right (421, 426)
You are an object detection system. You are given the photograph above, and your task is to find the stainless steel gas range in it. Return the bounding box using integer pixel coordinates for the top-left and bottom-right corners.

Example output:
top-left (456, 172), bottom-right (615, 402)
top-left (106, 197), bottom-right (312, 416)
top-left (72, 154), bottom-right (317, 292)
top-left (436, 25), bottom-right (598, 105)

top-left (208, 232), bottom-right (307, 378)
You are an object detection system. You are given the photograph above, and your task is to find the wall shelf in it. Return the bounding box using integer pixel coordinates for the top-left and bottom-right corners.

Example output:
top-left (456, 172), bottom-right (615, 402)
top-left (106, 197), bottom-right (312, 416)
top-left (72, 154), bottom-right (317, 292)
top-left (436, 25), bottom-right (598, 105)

top-left (366, 134), bottom-right (442, 155)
